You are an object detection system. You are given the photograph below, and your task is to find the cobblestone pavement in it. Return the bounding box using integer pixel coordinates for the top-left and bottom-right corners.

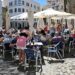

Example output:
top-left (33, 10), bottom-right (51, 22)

top-left (0, 57), bottom-right (75, 75)
top-left (42, 57), bottom-right (75, 75)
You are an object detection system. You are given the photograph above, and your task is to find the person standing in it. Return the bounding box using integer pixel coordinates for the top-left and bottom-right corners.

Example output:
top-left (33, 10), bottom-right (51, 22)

top-left (17, 26), bottom-right (30, 64)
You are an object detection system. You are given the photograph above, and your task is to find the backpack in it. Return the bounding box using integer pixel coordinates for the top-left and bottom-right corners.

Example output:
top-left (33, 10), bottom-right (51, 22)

top-left (17, 36), bottom-right (27, 47)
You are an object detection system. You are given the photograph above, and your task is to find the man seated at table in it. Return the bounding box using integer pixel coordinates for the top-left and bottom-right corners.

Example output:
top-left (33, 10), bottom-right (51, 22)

top-left (40, 29), bottom-right (48, 45)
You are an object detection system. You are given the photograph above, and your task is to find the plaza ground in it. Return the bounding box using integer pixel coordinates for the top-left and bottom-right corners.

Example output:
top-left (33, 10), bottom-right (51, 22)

top-left (0, 55), bottom-right (75, 75)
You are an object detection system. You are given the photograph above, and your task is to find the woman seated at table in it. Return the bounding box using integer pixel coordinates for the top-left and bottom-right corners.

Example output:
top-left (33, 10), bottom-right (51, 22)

top-left (52, 32), bottom-right (63, 44)
top-left (51, 32), bottom-right (64, 49)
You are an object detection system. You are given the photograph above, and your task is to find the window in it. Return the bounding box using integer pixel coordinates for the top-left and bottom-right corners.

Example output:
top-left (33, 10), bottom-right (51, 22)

top-left (10, 22), bottom-right (13, 27)
top-left (22, 22), bottom-right (24, 27)
top-left (18, 23), bottom-right (21, 29)
top-left (56, 5), bottom-right (59, 10)
top-left (18, 8), bottom-right (21, 12)
top-left (18, 0), bottom-right (21, 6)
top-left (22, 8), bottom-right (25, 12)
top-left (26, 2), bottom-right (29, 6)
top-left (15, 22), bottom-right (17, 27)
top-left (14, 0), bottom-right (17, 5)
top-left (52, 3), bottom-right (55, 5)
top-left (37, 7), bottom-right (40, 10)
top-left (9, 2), bottom-right (13, 6)
top-left (31, 4), bottom-right (32, 7)
top-left (22, 1), bottom-right (24, 5)
top-left (34, 5), bottom-right (36, 9)
top-left (14, 8), bottom-right (17, 12)
top-left (9, 9), bottom-right (13, 13)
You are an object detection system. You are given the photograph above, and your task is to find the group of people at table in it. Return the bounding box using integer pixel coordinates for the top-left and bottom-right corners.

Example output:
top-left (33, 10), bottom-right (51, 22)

top-left (0, 23), bottom-right (75, 65)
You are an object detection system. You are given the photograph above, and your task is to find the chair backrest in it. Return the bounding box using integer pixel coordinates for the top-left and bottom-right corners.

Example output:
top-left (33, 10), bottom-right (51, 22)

top-left (56, 41), bottom-right (64, 50)
top-left (25, 48), bottom-right (35, 60)
top-left (4, 43), bottom-right (11, 50)
top-left (55, 42), bottom-right (60, 47)
top-left (55, 42), bottom-right (62, 49)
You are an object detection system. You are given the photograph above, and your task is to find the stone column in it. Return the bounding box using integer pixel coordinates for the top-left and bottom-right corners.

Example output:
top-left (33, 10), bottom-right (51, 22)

top-left (28, 7), bottom-right (34, 31)
top-left (6, 11), bottom-right (10, 30)
top-left (2, 0), bottom-right (10, 30)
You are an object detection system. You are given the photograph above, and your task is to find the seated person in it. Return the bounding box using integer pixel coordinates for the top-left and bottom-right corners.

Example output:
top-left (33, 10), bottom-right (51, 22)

top-left (51, 32), bottom-right (63, 44)
top-left (51, 32), bottom-right (64, 49)
top-left (39, 30), bottom-right (47, 45)
top-left (3, 33), bottom-right (17, 50)
top-left (71, 28), bottom-right (75, 39)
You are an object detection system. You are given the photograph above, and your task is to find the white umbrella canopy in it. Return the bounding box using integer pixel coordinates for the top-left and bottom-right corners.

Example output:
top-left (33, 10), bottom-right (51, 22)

top-left (10, 8), bottom-right (72, 20)
top-left (34, 11), bottom-right (46, 18)
top-left (67, 16), bottom-right (75, 19)
top-left (11, 11), bottom-right (46, 19)
top-left (11, 12), bottom-right (28, 20)
top-left (11, 11), bottom-right (45, 19)
top-left (34, 8), bottom-right (72, 18)
top-left (42, 8), bottom-right (72, 17)
top-left (51, 16), bottom-right (62, 19)
top-left (19, 13), bottom-right (28, 19)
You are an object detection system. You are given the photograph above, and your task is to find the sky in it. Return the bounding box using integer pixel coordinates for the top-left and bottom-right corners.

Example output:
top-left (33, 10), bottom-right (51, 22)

top-left (34, 0), bottom-right (47, 6)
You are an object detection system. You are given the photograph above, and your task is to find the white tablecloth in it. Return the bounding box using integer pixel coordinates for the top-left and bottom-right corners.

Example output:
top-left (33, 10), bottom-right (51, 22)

top-left (27, 42), bottom-right (43, 46)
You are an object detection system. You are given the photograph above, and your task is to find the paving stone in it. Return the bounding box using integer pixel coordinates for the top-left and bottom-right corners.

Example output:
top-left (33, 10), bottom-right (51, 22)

top-left (0, 57), bottom-right (75, 75)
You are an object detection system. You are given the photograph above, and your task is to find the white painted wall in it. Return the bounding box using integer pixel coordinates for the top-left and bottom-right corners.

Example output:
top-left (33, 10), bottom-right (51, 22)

top-left (8, 0), bottom-right (40, 17)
